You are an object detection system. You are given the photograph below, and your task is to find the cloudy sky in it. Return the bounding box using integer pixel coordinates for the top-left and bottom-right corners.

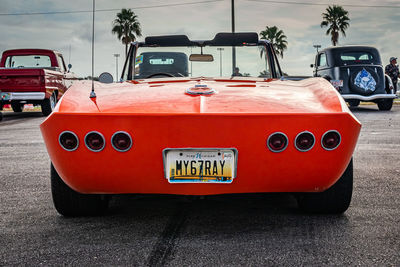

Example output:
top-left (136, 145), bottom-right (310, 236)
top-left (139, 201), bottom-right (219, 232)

top-left (1, 0), bottom-right (399, 78)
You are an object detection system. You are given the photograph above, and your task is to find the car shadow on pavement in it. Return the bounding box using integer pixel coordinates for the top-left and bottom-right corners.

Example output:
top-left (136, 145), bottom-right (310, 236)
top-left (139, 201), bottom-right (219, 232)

top-left (102, 193), bottom-right (350, 225)
top-left (0, 111), bottom-right (44, 123)
top-left (349, 106), bottom-right (381, 112)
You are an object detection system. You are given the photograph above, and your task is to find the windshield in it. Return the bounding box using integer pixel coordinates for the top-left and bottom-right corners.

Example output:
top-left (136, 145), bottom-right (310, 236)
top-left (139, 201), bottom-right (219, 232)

top-left (124, 45), bottom-right (276, 80)
top-left (4, 55), bottom-right (52, 68)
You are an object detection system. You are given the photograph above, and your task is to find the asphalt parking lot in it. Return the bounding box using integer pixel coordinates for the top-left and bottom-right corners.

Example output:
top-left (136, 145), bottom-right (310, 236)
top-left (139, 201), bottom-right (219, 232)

top-left (0, 105), bottom-right (399, 266)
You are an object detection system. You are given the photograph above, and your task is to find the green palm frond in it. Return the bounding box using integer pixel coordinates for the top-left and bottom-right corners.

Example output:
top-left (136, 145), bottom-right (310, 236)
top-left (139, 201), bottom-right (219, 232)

top-left (259, 25), bottom-right (288, 58)
top-left (112, 8), bottom-right (142, 57)
top-left (320, 5), bottom-right (350, 46)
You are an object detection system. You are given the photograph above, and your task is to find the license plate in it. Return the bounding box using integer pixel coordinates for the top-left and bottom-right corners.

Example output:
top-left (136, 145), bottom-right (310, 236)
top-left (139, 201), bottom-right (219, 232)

top-left (1, 92), bottom-right (12, 101)
top-left (163, 148), bottom-right (237, 183)
top-left (330, 80), bottom-right (343, 88)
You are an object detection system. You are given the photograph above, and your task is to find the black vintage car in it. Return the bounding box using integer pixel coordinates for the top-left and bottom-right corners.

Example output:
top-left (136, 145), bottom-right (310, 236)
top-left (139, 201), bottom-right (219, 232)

top-left (311, 46), bottom-right (397, 110)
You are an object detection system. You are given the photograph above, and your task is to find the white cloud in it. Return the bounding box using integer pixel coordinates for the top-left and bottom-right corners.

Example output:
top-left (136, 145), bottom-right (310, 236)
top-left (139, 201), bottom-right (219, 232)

top-left (0, 0), bottom-right (399, 77)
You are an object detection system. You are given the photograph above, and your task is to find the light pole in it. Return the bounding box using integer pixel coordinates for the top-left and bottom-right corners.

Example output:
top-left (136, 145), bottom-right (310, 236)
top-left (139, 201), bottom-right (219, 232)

top-left (231, 0), bottom-right (236, 74)
top-left (113, 54), bottom-right (120, 82)
top-left (313, 45), bottom-right (321, 53)
top-left (217, 48), bottom-right (224, 76)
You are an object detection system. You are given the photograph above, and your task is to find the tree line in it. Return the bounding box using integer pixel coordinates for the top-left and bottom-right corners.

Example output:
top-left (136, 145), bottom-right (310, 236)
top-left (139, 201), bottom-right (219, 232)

top-left (111, 5), bottom-right (350, 59)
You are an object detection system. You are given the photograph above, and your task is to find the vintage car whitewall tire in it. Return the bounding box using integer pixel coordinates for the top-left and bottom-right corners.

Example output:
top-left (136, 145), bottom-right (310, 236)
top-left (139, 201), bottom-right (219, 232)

top-left (11, 102), bottom-right (24, 113)
top-left (297, 159), bottom-right (353, 214)
top-left (51, 163), bottom-right (109, 217)
top-left (41, 92), bottom-right (56, 116)
top-left (377, 98), bottom-right (393, 111)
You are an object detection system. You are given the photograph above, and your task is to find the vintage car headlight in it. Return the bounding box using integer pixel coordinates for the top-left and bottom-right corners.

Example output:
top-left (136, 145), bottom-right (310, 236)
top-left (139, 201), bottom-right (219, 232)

top-left (111, 131), bottom-right (132, 152)
top-left (267, 132), bottom-right (288, 152)
top-left (85, 131), bottom-right (105, 152)
top-left (322, 130), bottom-right (341, 150)
top-left (59, 131), bottom-right (79, 151)
top-left (295, 131), bottom-right (315, 152)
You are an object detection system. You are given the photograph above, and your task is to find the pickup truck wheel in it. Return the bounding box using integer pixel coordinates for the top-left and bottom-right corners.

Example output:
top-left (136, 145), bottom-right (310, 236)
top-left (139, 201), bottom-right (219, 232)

top-left (297, 159), bottom-right (353, 214)
top-left (41, 93), bottom-right (56, 116)
top-left (51, 163), bottom-right (109, 217)
top-left (11, 102), bottom-right (24, 112)
top-left (377, 99), bottom-right (393, 111)
top-left (0, 112), bottom-right (3, 121)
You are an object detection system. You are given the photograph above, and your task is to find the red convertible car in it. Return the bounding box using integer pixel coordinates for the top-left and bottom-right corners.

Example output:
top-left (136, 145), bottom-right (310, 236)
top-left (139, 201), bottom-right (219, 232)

top-left (40, 33), bottom-right (361, 216)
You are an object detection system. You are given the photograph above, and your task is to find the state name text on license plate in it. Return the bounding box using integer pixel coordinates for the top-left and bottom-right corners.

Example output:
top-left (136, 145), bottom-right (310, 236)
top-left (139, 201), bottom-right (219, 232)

top-left (163, 148), bottom-right (237, 183)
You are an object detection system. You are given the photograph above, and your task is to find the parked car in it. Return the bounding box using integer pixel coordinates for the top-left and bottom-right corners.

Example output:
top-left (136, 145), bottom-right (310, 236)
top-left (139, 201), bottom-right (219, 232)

top-left (40, 33), bottom-right (361, 216)
top-left (311, 46), bottom-right (397, 110)
top-left (0, 49), bottom-right (77, 116)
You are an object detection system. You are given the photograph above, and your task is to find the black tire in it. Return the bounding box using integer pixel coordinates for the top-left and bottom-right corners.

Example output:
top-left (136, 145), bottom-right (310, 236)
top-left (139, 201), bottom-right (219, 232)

top-left (11, 102), bottom-right (24, 112)
top-left (348, 99), bottom-right (360, 107)
top-left (0, 112), bottom-right (3, 121)
top-left (297, 159), bottom-right (353, 214)
top-left (51, 163), bottom-right (109, 217)
top-left (41, 92), bottom-right (56, 116)
top-left (377, 99), bottom-right (393, 111)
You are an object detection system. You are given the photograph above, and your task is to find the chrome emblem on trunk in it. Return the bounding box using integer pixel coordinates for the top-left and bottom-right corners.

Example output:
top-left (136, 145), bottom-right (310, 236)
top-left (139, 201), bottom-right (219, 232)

top-left (186, 84), bottom-right (216, 95)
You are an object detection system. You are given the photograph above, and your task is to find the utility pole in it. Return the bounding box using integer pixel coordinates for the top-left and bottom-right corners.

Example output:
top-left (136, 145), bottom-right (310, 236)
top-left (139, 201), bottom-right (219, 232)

top-left (217, 48), bottom-right (224, 76)
top-left (313, 44), bottom-right (321, 53)
top-left (114, 54), bottom-right (120, 82)
top-left (231, 0), bottom-right (236, 74)
top-left (190, 47), bottom-right (193, 77)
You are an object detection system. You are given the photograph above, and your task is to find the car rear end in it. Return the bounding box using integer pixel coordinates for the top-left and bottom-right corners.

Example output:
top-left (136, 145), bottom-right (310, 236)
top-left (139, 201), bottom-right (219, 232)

top-left (0, 68), bottom-right (47, 108)
top-left (41, 109), bottom-right (361, 195)
top-left (329, 47), bottom-right (397, 106)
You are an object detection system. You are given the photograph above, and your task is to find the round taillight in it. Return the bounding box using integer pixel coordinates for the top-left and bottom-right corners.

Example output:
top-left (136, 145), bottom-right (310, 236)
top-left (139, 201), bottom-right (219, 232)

top-left (267, 132), bottom-right (288, 152)
top-left (322, 130), bottom-right (341, 150)
top-left (59, 131), bottom-right (79, 151)
top-left (295, 131), bottom-right (315, 152)
top-left (111, 131), bottom-right (132, 152)
top-left (85, 131), bottom-right (105, 152)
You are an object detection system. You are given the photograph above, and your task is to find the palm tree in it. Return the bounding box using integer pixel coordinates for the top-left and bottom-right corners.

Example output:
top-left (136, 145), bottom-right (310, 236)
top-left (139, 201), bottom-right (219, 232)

top-left (259, 26), bottom-right (288, 58)
top-left (320, 5), bottom-right (350, 46)
top-left (112, 9), bottom-right (142, 57)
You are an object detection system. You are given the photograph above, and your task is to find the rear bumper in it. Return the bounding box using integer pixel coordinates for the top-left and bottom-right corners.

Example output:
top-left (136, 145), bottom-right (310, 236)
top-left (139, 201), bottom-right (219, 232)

top-left (342, 94), bottom-right (397, 101)
top-left (1, 92), bottom-right (45, 101)
top-left (41, 113), bottom-right (361, 195)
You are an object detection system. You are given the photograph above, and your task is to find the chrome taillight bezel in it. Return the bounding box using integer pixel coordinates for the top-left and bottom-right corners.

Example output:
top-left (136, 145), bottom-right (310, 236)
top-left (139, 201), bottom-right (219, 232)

top-left (59, 131), bottom-right (79, 151)
top-left (84, 131), bottom-right (105, 152)
top-left (321, 130), bottom-right (341, 151)
top-left (295, 131), bottom-right (315, 152)
top-left (267, 132), bottom-right (289, 153)
top-left (111, 131), bottom-right (132, 152)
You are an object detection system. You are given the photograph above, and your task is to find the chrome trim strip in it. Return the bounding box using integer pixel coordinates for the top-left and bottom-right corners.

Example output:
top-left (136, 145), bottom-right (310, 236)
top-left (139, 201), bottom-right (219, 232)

top-left (58, 131), bottom-right (79, 152)
top-left (111, 131), bottom-right (133, 152)
top-left (162, 148), bottom-right (238, 180)
top-left (267, 132), bottom-right (288, 153)
top-left (84, 131), bottom-right (105, 152)
top-left (294, 131), bottom-right (315, 152)
top-left (321, 130), bottom-right (341, 151)
top-left (1, 92), bottom-right (45, 100)
top-left (342, 94), bottom-right (397, 101)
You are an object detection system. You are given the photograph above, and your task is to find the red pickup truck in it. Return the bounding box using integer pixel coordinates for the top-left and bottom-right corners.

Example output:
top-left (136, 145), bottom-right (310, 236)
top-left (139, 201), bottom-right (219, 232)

top-left (0, 49), bottom-right (76, 116)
